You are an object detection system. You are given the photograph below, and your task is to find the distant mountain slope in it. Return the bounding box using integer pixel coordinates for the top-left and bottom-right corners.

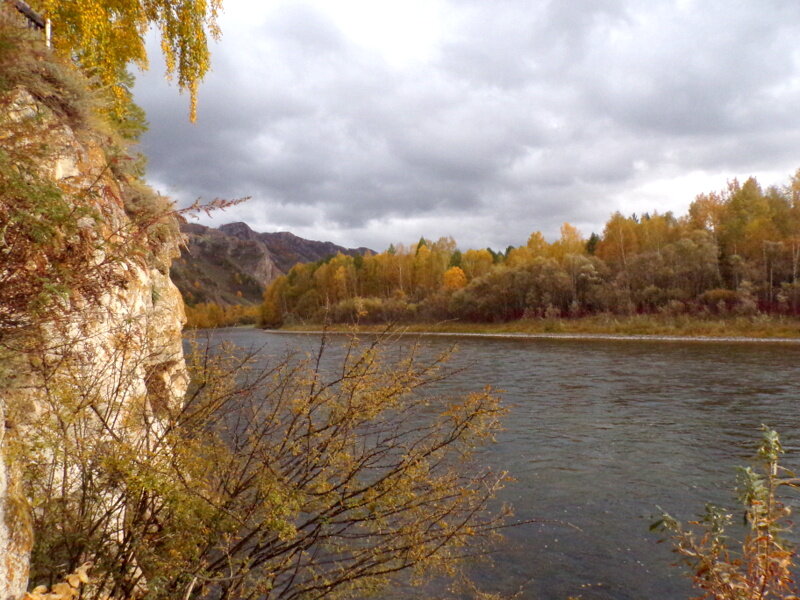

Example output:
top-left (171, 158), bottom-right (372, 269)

top-left (218, 222), bottom-right (372, 273)
top-left (171, 221), bottom-right (372, 306)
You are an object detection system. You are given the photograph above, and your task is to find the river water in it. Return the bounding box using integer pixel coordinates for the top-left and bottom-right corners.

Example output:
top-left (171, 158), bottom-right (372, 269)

top-left (188, 328), bottom-right (800, 600)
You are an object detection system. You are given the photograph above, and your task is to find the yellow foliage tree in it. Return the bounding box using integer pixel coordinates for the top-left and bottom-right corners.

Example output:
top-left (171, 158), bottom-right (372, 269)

top-left (597, 212), bottom-right (639, 271)
top-left (461, 249), bottom-right (494, 280)
top-left (526, 231), bottom-right (549, 254)
top-left (260, 276), bottom-right (287, 328)
top-left (413, 243), bottom-right (441, 293)
top-left (507, 231), bottom-right (549, 267)
top-left (638, 211), bottom-right (680, 254)
top-left (34, 0), bottom-right (222, 121)
top-left (442, 265), bottom-right (467, 291)
top-left (550, 223), bottom-right (585, 263)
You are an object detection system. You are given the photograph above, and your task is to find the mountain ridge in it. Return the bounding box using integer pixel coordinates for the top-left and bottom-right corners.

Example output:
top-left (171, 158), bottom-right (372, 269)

top-left (171, 221), bottom-right (372, 305)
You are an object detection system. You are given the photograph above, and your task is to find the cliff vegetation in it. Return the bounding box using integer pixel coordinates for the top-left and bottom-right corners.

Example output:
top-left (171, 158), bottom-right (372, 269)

top-left (0, 10), bottom-right (508, 600)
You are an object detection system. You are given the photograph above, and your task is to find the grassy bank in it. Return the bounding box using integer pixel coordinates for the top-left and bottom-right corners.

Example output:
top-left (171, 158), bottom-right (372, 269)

top-left (277, 314), bottom-right (800, 339)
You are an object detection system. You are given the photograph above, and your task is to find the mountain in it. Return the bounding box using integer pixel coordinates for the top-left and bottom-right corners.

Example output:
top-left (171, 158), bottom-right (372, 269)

top-left (171, 221), bottom-right (372, 305)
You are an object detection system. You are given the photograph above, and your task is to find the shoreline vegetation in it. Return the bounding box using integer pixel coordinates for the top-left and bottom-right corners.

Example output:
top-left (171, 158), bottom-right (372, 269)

top-left (183, 294), bottom-right (800, 340)
top-left (253, 174), bottom-right (800, 343)
top-left (270, 314), bottom-right (800, 341)
top-left (184, 313), bottom-right (800, 341)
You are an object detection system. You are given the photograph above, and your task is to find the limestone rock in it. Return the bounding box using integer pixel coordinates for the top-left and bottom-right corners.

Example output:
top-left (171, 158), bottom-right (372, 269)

top-left (0, 83), bottom-right (186, 600)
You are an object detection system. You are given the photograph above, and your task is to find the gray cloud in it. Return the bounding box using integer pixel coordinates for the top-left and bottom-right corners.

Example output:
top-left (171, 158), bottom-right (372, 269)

top-left (134, 0), bottom-right (800, 251)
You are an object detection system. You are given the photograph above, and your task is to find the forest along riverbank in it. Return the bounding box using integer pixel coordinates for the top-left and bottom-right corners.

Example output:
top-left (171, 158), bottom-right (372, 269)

top-left (269, 328), bottom-right (800, 344)
top-left (188, 327), bottom-right (800, 600)
top-left (270, 314), bottom-right (800, 340)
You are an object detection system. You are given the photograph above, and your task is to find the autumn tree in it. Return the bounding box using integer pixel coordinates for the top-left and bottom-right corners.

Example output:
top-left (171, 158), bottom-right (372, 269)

top-left (461, 248), bottom-right (495, 281)
top-left (412, 243), bottom-right (437, 294)
top-left (638, 212), bottom-right (681, 255)
top-left (549, 222), bottom-right (586, 264)
top-left (450, 266), bottom-right (533, 321)
top-left (561, 254), bottom-right (604, 311)
top-left (506, 231), bottom-right (549, 267)
top-left (443, 266), bottom-right (468, 291)
top-left (32, 0), bottom-right (222, 121)
top-left (785, 174), bottom-right (800, 303)
top-left (688, 191), bottom-right (726, 239)
top-left (596, 212), bottom-right (639, 273)
top-left (185, 302), bottom-right (259, 328)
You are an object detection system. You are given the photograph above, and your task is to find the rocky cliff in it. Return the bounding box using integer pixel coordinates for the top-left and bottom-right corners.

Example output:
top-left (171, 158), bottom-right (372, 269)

top-left (171, 221), bottom-right (281, 305)
top-left (0, 28), bottom-right (186, 598)
top-left (171, 221), bottom-right (372, 305)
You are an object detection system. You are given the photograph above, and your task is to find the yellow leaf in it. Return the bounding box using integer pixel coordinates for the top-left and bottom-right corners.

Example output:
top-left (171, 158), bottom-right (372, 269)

top-left (75, 563), bottom-right (91, 584)
top-left (50, 582), bottom-right (74, 598)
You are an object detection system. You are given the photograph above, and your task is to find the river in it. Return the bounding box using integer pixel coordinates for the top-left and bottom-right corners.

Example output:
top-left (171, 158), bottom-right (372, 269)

top-left (186, 327), bottom-right (800, 600)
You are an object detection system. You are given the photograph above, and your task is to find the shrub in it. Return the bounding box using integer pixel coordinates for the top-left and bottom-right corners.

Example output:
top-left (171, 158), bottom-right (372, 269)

top-left (18, 332), bottom-right (509, 599)
top-left (0, 23), bottom-right (181, 336)
top-left (654, 427), bottom-right (798, 599)
top-left (699, 288), bottom-right (738, 313)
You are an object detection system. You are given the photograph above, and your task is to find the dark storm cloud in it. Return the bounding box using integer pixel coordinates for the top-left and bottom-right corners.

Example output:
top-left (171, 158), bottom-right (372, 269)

top-left (134, 0), bottom-right (800, 250)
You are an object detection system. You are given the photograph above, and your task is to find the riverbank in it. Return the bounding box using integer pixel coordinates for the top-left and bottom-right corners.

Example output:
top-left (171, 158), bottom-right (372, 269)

top-left (275, 314), bottom-right (800, 341)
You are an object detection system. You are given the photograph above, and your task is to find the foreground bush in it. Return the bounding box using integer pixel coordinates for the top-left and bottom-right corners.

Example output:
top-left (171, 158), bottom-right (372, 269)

top-left (654, 427), bottom-right (799, 599)
top-left (19, 332), bottom-right (508, 600)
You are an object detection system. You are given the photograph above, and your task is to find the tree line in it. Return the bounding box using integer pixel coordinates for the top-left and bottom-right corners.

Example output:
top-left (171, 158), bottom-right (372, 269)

top-left (260, 173), bottom-right (800, 327)
top-left (184, 302), bottom-right (260, 328)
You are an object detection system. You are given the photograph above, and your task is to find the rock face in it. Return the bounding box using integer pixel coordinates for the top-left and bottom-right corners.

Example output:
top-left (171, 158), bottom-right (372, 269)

top-left (248, 227), bottom-right (372, 275)
top-left (0, 87), bottom-right (186, 598)
top-left (172, 221), bottom-right (372, 305)
top-left (171, 222), bottom-right (282, 305)
top-left (0, 400), bottom-right (30, 600)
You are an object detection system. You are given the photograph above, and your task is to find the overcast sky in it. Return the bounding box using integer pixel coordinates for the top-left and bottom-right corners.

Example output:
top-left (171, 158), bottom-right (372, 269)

top-left (133, 0), bottom-right (800, 252)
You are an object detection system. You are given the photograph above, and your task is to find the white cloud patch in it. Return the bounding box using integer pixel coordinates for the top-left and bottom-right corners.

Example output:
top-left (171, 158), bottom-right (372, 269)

top-left (134, 0), bottom-right (800, 250)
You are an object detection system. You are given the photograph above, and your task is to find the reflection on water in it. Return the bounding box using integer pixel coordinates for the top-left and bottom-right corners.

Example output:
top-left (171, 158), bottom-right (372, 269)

top-left (185, 328), bottom-right (800, 600)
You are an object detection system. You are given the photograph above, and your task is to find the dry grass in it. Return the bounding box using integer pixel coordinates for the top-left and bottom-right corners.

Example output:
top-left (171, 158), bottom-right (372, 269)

top-left (279, 314), bottom-right (800, 339)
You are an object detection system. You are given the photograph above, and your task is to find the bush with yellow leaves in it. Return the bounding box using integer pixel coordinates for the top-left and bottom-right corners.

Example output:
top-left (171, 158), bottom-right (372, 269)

top-left (19, 331), bottom-right (508, 600)
top-left (24, 564), bottom-right (91, 600)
